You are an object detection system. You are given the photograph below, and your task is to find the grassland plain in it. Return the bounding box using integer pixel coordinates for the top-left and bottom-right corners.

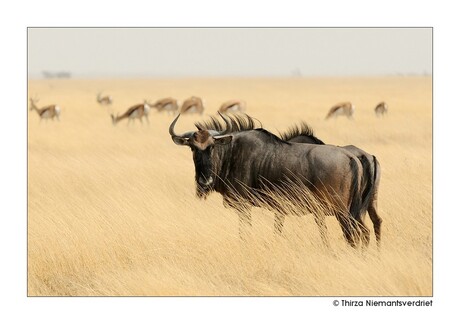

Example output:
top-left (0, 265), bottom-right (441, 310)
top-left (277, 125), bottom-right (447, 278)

top-left (28, 76), bottom-right (432, 296)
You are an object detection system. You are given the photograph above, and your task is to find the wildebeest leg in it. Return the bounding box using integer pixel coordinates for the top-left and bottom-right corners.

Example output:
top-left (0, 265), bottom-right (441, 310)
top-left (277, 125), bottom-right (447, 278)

top-left (336, 213), bottom-right (359, 248)
top-left (368, 201), bottom-right (383, 248)
top-left (314, 213), bottom-right (330, 248)
top-left (356, 217), bottom-right (371, 248)
top-left (145, 115), bottom-right (150, 124)
top-left (274, 213), bottom-right (286, 235)
top-left (223, 195), bottom-right (252, 240)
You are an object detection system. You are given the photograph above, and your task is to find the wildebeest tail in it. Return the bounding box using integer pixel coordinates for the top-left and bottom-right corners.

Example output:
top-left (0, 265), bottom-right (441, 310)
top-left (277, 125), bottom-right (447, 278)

top-left (372, 155), bottom-right (381, 200)
top-left (358, 155), bottom-right (375, 217)
top-left (348, 157), bottom-right (363, 221)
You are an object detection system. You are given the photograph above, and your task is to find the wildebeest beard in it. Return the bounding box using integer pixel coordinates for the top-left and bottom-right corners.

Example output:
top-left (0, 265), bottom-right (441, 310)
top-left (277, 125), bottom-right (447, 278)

top-left (196, 182), bottom-right (212, 199)
top-left (195, 170), bottom-right (217, 199)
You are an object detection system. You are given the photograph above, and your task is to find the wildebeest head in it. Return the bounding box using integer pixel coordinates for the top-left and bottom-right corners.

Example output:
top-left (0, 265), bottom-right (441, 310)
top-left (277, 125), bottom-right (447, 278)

top-left (169, 114), bottom-right (233, 198)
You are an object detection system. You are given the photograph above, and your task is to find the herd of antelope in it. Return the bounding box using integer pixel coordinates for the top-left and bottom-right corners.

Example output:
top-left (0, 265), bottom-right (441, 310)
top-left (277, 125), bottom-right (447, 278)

top-left (29, 92), bottom-right (388, 124)
top-left (29, 93), bottom-right (248, 124)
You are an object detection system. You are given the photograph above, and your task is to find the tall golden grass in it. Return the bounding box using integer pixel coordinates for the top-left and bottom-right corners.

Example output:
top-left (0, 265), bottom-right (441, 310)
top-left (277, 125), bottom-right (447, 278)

top-left (28, 77), bottom-right (432, 296)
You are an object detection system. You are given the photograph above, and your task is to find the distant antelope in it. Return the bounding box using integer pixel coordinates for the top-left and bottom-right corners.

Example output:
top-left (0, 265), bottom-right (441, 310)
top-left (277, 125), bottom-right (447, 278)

top-left (29, 97), bottom-right (61, 121)
top-left (111, 101), bottom-right (151, 125)
top-left (218, 100), bottom-right (247, 114)
top-left (325, 102), bottom-right (355, 119)
top-left (180, 96), bottom-right (204, 114)
top-left (374, 101), bottom-right (388, 117)
top-left (152, 97), bottom-right (178, 115)
top-left (97, 92), bottom-right (113, 105)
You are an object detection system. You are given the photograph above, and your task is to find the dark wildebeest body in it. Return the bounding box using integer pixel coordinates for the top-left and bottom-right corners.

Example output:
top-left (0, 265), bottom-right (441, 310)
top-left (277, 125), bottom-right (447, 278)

top-left (280, 122), bottom-right (382, 247)
top-left (170, 114), bottom-right (376, 248)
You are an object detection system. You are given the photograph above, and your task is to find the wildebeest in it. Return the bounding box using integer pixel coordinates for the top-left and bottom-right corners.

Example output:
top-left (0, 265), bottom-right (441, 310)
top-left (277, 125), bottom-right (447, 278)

top-left (325, 102), bottom-right (355, 119)
top-left (280, 122), bottom-right (382, 247)
top-left (374, 101), bottom-right (388, 117)
top-left (111, 101), bottom-right (151, 125)
top-left (97, 92), bottom-right (113, 105)
top-left (218, 100), bottom-right (247, 114)
top-left (180, 96), bottom-right (204, 114)
top-left (29, 97), bottom-right (61, 121)
top-left (169, 113), bottom-right (377, 248)
top-left (152, 97), bottom-right (179, 115)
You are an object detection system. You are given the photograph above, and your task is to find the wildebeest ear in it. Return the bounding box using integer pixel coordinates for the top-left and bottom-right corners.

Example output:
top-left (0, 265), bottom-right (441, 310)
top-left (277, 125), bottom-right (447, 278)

top-left (214, 135), bottom-right (233, 145)
top-left (172, 136), bottom-right (189, 146)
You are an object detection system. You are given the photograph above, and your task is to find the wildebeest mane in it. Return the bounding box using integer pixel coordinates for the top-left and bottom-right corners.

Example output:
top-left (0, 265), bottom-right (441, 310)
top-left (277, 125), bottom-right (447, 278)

top-left (195, 113), bottom-right (261, 133)
top-left (195, 113), bottom-right (289, 145)
top-left (255, 128), bottom-right (291, 145)
top-left (279, 122), bottom-right (325, 144)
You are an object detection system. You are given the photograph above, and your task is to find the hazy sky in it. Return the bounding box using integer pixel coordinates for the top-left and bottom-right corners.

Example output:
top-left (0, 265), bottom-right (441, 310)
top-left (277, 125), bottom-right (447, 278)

top-left (28, 28), bottom-right (432, 78)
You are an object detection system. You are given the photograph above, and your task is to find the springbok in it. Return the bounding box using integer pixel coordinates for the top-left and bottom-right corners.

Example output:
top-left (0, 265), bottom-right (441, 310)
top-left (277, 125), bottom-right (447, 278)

top-left (325, 102), bottom-right (355, 119)
top-left (374, 102), bottom-right (388, 117)
top-left (152, 97), bottom-right (179, 115)
top-left (111, 101), bottom-right (151, 125)
top-left (218, 100), bottom-right (247, 114)
top-left (180, 96), bottom-right (204, 114)
top-left (29, 97), bottom-right (61, 121)
top-left (97, 92), bottom-right (113, 105)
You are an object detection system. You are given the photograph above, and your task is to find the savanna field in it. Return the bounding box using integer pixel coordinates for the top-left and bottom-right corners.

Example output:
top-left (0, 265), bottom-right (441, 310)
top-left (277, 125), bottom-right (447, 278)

top-left (27, 77), bottom-right (432, 296)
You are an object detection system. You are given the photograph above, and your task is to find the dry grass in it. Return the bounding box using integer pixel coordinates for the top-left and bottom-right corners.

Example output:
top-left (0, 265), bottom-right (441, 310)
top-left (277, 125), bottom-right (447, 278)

top-left (28, 77), bottom-right (432, 296)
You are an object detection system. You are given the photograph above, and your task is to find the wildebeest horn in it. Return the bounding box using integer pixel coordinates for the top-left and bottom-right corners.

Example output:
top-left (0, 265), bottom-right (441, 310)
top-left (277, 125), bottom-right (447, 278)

top-left (169, 114), bottom-right (182, 137)
top-left (203, 112), bottom-right (229, 136)
top-left (195, 113), bottom-right (229, 136)
top-left (169, 114), bottom-right (195, 139)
